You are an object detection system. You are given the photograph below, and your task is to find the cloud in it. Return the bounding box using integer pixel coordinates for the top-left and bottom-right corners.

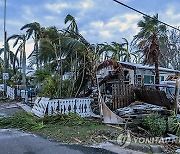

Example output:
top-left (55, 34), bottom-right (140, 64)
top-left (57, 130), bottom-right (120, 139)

top-left (0, 0), bottom-right (179, 60)
top-left (85, 13), bottom-right (141, 43)
top-left (79, 0), bottom-right (94, 10)
top-left (21, 5), bottom-right (39, 23)
top-left (90, 21), bottom-right (104, 29)
top-left (44, 16), bottom-right (55, 21)
top-left (44, 0), bottom-right (94, 14)
top-left (161, 3), bottom-right (180, 27)
top-left (45, 2), bottom-right (69, 14)
top-left (6, 20), bottom-right (24, 27)
top-left (99, 30), bottom-right (113, 39)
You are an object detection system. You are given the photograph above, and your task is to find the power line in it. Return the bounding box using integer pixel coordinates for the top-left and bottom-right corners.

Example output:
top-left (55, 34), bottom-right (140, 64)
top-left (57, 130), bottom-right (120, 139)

top-left (113, 0), bottom-right (180, 32)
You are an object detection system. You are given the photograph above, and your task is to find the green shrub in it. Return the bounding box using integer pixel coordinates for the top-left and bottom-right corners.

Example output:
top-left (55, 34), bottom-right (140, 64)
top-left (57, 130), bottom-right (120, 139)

top-left (142, 113), bottom-right (166, 137)
top-left (39, 74), bottom-right (72, 98)
top-left (168, 112), bottom-right (180, 137)
top-left (40, 75), bottom-right (59, 98)
top-left (34, 67), bottom-right (51, 83)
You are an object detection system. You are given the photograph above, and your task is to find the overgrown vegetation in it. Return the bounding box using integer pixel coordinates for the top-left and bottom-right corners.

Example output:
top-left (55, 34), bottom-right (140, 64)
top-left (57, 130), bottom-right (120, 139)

top-left (0, 112), bottom-right (121, 144)
top-left (38, 74), bottom-right (72, 98)
top-left (168, 112), bottom-right (180, 136)
top-left (142, 113), bottom-right (167, 137)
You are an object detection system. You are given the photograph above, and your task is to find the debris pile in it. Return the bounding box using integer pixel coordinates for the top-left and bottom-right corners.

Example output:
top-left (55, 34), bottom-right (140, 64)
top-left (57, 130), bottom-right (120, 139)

top-left (115, 101), bottom-right (170, 123)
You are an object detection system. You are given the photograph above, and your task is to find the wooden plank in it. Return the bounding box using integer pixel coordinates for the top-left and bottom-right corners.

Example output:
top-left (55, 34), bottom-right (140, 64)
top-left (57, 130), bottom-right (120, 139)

top-left (112, 83), bottom-right (134, 110)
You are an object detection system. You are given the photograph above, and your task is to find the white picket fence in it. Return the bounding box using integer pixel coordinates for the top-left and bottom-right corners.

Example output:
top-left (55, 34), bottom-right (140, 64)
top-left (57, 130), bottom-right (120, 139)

top-left (0, 84), bottom-right (15, 99)
top-left (32, 97), bottom-right (97, 118)
top-left (6, 86), bottom-right (15, 99)
top-left (0, 84), bottom-right (3, 91)
top-left (0, 84), bottom-right (28, 101)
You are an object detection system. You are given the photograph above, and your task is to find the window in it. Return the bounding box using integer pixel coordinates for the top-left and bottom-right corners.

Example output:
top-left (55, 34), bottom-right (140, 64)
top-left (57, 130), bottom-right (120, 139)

top-left (160, 76), bottom-right (165, 81)
top-left (135, 75), bottom-right (142, 85)
top-left (144, 75), bottom-right (150, 84)
top-left (144, 75), bottom-right (155, 84)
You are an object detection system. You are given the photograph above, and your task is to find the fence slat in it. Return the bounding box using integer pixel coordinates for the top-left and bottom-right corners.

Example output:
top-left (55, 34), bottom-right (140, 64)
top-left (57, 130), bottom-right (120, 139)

top-left (32, 97), bottom-right (95, 118)
top-left (112, 83), bottom-right (135, 110)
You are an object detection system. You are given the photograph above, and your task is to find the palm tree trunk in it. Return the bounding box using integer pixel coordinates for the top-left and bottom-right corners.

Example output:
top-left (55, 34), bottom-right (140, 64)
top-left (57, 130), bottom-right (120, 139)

top-left (22, 42), bottom-right (26, 90)
top-left (35, 40), bottom-right (39, 70)
top-left (20, 49), bottom-right (22, 73)
top-left (154, 50), bottom-right (159, 91)
top-left (7, 50), bottom-right (9, 68)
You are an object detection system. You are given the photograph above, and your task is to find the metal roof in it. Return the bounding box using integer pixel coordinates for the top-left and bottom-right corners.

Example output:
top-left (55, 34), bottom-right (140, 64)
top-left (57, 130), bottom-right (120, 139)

top-left (119, 62), bottom-right (180, 73)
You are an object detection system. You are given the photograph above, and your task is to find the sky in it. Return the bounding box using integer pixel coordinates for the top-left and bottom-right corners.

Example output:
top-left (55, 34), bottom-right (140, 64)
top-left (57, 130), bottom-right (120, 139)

top-left (0, 0), bottom-right (179, 57)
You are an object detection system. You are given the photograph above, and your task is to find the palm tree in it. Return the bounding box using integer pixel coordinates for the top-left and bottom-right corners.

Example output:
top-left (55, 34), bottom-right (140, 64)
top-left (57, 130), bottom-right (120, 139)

top-left (7, 34), bottom-right (27, 89)
top-left (121, 38), bottom-right (131, 62)
top-left (110, 42), bottom-right (125, 61)
top-left (101, 41), bottom-right (132, 62)
top-left (34, 14), bottom-right (124, 97)
top-left (133, 14), bottom-right (167, 84)
top-left (37, 27), bottom-right (60, 66)
top-left (0, 42), bottom-right (19, 69)
top-left (64, 14), bottom-right (79, 37)
top-left (21, 22), bottom-right (41, 70)
top-left (63, 14), bottom-right (82, 95)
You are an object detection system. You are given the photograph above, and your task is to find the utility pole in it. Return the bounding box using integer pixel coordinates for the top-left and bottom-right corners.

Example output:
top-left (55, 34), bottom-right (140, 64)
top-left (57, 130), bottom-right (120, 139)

top-left (3, 0), bottom-right (7, 96)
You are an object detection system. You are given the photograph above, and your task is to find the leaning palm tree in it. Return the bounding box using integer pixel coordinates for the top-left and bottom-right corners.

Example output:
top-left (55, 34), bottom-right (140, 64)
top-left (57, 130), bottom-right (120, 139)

top-left (133, 14), bottom-right (167, 84)
top-left (21, 22), bottom-right (41, 70)
top-left (0, 42), bottom-right (19, 69)
top-left (64, 14), bottom-right (79, 37)
top-left (63, 14), bottom-right (82, 95)
top-left (7, 34), bottom-right (27, 89)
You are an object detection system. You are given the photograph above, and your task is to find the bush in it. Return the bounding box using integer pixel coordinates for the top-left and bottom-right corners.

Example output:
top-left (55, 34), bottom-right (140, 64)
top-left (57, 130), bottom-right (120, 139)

top-left (40, 75), bottom-right (59, 98)
top-left (39, 74), bottom-right (72, 98)
top-left (34, 67), bottom-right (51, 83)
top-left (168, 112), bottom-right (180, 137)
top-left (142, 113), bottom-right (166, 137)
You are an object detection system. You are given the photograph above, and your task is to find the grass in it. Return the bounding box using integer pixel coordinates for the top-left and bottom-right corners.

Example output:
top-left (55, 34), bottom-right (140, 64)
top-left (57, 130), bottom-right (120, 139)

top-left (0, 112), bottom-right (45, 131)
top-left (0, 112), bottom-right (122, 144)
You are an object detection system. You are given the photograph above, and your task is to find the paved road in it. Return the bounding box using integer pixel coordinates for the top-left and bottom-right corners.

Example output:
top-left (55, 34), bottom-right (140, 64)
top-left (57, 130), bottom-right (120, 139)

top-left (0, 129), bottom-right (146, 154)
top-left (0, 129), bottom-right (117, 154)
